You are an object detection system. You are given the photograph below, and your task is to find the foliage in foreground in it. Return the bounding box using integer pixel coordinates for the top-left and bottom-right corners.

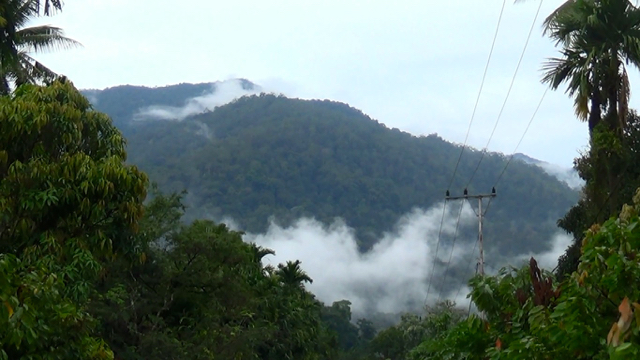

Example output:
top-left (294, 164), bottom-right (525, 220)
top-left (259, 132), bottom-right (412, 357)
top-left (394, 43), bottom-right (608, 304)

top-left (0, 80), bottom-right (147, 359)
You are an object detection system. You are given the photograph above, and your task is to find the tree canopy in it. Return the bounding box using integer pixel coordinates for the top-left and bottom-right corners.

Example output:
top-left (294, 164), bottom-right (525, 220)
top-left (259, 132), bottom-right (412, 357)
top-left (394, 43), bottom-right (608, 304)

top-left (0, 80), bottom-right (148, 359)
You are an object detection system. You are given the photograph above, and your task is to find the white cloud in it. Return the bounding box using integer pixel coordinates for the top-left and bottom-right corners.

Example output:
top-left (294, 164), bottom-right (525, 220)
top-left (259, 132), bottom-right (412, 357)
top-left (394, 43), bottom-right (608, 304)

top-left (239, 207), bottom-right (575, 316)
top-left (245, 202), bottom-right (477, 315)
top-left (536, 162), bottom-right (584, 190)
top-left (134, 79), bottom-right (264, 121)
top-left (514, 231), bottom-right (573, 271)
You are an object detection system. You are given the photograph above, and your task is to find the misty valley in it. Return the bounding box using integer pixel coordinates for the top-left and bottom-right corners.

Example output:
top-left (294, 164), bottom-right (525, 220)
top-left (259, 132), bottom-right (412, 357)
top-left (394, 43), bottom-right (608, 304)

top-left (84, 80), bottom-right (581, 314)
top-left (85, 80), bottom-right (579, 351)
top-left (6, 0), bottom-right (640, 359)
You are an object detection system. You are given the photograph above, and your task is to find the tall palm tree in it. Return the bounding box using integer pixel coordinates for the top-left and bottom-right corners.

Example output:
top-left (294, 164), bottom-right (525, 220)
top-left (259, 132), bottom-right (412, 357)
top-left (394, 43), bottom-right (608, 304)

top-left (535, 0), bottom-right (640, 134)
top-left (0, 0), bottom-right (80, 94)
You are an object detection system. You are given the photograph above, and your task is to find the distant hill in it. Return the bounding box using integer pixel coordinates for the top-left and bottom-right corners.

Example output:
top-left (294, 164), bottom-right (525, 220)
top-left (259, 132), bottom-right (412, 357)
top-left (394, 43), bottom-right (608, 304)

top-left (82, 79), bottom-right (258, 128)
top-left (85, 81), bottom-right (579, 263)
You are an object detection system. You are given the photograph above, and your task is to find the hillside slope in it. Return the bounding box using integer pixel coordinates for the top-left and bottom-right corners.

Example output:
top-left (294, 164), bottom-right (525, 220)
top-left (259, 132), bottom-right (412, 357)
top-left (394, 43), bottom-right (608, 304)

top-left (87, 85), bottom-right (578, 259)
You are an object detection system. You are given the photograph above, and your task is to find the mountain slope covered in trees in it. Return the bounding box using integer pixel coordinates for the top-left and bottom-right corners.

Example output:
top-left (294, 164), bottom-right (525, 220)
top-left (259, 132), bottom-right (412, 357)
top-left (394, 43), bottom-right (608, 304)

top-left (86, 83), bottom-right (579, 259)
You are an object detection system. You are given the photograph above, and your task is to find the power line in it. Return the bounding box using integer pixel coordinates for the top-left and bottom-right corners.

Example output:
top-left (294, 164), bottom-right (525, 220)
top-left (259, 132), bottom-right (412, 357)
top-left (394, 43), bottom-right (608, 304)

top-left (439, 190), bottom-right (496, 319)
top-left (447, 0), bottom-right (508, 191)
top-left (454, 237), bottom-right (479, 302)
top-left (424, 200), bottom-right (448, 307)
top-left (427, 0), bottom-right (508, 310)
top-left (483, 195), bottom-right (495, 215)
top-left (466, 0), bottom-right (545, 188)
top-left (437, 201), bottom-right (466, 302)
top-left (454, 193), bottom-right (496, 306)
top-left (493, 88), bottom-right (548, 187)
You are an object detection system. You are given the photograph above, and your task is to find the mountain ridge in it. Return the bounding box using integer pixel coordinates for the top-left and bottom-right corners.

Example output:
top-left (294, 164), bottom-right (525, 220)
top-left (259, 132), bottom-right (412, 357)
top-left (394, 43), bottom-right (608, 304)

top-left (83, 82), bottom-right (578, 269)
top-left (81, 80), bottom-right (576, 174)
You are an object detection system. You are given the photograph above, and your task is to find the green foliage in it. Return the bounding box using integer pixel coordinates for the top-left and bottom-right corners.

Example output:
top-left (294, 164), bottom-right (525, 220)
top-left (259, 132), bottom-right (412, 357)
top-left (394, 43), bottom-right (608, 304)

top-left (0, 254), bottom-right (113, 360)
top-left (91, 188), bottom-right (338, 360)
top-left (557, 111), bottom-right (640, 278)
top-left (540, 0), bottom-right (640, 277)
top-left (322, 300), bottom-right (360, 350)
top-left (0, 80), bottom-right (148, 263)
top-left (363, 301), bottom-right (464, 360)
top-left (0, 80), bottom-right (338, 359)
top-left (0, 80), bottom-right (148, 359)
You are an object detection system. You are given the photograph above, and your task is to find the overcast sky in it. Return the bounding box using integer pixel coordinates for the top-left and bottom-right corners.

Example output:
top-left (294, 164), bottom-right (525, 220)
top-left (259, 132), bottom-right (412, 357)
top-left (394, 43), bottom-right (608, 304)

top-left (33, 0), bottom-right (640, 167)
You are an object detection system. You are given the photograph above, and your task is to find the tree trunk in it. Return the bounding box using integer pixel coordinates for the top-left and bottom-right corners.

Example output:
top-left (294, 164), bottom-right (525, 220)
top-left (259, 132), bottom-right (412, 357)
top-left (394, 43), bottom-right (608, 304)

top-left (588, 91), bottom-right (602, 133)
top-left (607, 53), bottom-right (620, 135)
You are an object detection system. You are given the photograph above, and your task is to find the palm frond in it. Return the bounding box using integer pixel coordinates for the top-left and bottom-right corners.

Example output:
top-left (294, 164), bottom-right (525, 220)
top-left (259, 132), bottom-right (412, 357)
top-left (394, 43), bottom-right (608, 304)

top-left (11, 0), bottom-right (41, 30)
top-left (542, 0), bottom-right (579, 34)
top-left (42, 0), bottom-right (63, 16)
top-left (542, 48), bottom-right (595, 121)
top-left (16, 25), bottom-right (82, 53)
top-left (16, 52), bottom-right (57, 84)
top-left (523, 0), bottom-right (583, 36)
top-left (573, 90), bottom-right (590, 121)
top-left (546, 1), bottom-right (585, 45)
top-left (541, 47), bottom-right (591, 90)
top-left (0, 0), bottom-right (72, 93)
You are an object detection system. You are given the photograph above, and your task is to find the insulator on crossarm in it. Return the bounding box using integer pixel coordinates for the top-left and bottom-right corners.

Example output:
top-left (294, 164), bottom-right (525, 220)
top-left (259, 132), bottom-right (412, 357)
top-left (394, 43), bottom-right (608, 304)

top-left (463, 188), bottom-right (468, 196)
top-left (492, 187), bottom-right (496, 194)
top-left (446, 190), bottom-right (450, 197)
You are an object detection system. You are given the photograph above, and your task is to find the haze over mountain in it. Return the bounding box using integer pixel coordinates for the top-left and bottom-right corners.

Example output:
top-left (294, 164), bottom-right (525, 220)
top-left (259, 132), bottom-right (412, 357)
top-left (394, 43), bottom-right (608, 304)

top-left (513, 153), bottom-right (583, 190)
top-left (83, 80), bottom-right (579, 314)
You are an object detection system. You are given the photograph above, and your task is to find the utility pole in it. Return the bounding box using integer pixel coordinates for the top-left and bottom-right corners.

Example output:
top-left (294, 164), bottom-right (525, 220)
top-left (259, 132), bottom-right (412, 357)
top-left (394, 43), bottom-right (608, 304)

top-left (445, 187), bottom-right (496, 276)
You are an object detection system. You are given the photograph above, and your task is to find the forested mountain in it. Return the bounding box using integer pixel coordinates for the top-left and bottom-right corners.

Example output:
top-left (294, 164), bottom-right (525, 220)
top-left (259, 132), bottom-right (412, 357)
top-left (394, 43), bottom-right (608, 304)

top-left (85, 82), bottom-right (579, 259)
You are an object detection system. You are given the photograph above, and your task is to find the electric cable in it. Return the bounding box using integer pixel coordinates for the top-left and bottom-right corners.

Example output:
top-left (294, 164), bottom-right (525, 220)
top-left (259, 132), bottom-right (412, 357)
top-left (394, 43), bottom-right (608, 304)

top-left (437, 201), bottom-right (467, 302)
top-left (467, 262), bottom-right (480, 318)
top-left (493, 88), bottom-right (548, 188)
top-left (447, 0), bottom-right (508, 191)
top-left (454, 237), bottom-right (478, 302)
top-left (424, 200), bottom-right (448, 307)
top-left (466, 0), bottom-right (545, 188)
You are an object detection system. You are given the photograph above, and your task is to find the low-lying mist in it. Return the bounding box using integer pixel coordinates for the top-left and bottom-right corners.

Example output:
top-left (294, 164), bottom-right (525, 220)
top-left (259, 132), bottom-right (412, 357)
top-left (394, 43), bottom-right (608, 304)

top-left (238, 202), bottom-right (572, 318)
